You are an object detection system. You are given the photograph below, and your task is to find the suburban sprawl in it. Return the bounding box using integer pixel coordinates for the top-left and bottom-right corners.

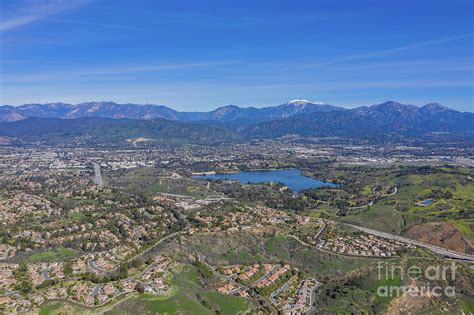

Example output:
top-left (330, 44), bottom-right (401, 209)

top-left (0, 137), bottom-right (472, 314)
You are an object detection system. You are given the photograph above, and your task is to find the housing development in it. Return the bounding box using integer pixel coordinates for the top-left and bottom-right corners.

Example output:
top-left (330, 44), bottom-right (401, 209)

top-left (0, 138), bottom-right (472, 314)
top-left (1, 0), bottom-right (473, 313)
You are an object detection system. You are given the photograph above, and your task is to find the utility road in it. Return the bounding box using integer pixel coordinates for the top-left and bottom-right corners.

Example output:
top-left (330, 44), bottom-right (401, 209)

top-left (92, 162), bottom-right (103, 186)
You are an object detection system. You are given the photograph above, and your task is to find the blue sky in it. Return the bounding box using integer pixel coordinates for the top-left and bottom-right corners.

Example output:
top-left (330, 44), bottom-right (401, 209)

top-left (0, 0), bottom-right (473, 112)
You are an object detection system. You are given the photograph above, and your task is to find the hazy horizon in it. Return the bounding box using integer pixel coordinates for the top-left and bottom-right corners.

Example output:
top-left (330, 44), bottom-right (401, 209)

top-left (2, 99), bottom-right (474, 113)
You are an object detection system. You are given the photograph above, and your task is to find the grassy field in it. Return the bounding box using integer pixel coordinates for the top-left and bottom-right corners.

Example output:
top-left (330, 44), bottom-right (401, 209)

top-left (183, 230), bottom-right (382, 278)
top-left (107, 167), bottom-right (222, 198)
top-left (107, 264), bottom-right (251, 315)
top-left (316, 255), bottom-right (474, 314)
top-left (107, 291), bottom-right (249, 315)
top-left (332, 166), bottom-right (474, 242)
top-left (69, 212), bottom-right (85, 221)
top-left (24, 247), bottom-right (76, 263)
top-left (39, 302), bottom-right (63, 315)
top-left (38, 264), bottom-right (251, 315)
top-left (317, 266), bottom-right (402, 314)
top-left (339, 205), bottom-right (405, 234)
top-left (109, 293), bottom-right (211, 314)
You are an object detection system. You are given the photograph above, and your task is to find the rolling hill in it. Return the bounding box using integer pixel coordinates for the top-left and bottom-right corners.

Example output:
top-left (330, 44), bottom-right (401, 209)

top-left (241, 101), bottom-right (474, 139)
top-left (0, 100), bottom-right (472, 145)
top-left (0, 100), bottom-right (343, 125)
top-left (0, 117), bottom-right (238, 145)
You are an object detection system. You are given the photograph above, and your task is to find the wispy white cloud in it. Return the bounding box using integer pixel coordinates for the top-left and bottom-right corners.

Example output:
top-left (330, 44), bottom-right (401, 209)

top-left (0, 0), bottom-right (88, 32)
top-left (314, 33), bottom-right (474, 66)
top-left (48, 18), bottom-right (142, 31)
top-left (2, 60), bottom-right (240, 82)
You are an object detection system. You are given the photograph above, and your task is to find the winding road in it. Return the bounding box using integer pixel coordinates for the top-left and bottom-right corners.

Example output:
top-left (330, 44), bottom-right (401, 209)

top-left (303, 283), bottom-right (321, 315)
top-left (88, 230), bottom-right (187, 276)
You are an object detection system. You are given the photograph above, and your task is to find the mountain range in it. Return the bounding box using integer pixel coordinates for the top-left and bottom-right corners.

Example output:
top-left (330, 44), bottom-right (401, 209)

top-left (0, 100), bottom-right (472, 145)
top-left (0, 99), bottom-right (341, 125)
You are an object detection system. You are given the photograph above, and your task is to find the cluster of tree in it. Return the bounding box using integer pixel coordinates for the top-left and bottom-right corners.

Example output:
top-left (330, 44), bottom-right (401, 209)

top-left (36, 279), bottom-right (58, 289)
top-left (63, 262), bottom-right (73, 275)
top-left (193, 258), bottom-right (213, 279)
top-left (13, 262), bottom-right (33, 294)
top-left (227, 184), bottom-right (312, 211)
top-left (425, 189), bottom-right (453, 200)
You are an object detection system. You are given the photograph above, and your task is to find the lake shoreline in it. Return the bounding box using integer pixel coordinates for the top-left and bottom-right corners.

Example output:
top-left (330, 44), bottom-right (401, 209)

top-left (192, 168), bottom-right (338, 192)
top-left (191, 167), bottom-right (296, 176)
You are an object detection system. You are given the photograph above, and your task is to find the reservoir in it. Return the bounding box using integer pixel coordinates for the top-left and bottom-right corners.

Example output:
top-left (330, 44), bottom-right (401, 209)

top-left (193, 169), bottom-right (338, 192)
top-left (422, 199), bottom-right (433, 205)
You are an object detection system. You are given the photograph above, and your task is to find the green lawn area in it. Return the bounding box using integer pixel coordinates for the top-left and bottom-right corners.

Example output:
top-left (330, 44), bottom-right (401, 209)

top-left (461, 298), bottom-right (474, 314)
top-left (266, 235), bottom-right (291, 261)
top-left (318, 261), bottom-right (403, 314)
top-left (448, 219), bottom-right (474, 242)
top-left (361, 185), bottom-right (373, 195)
top-left (39, 302), bottom-right (63, 315)
top-left (24, 247), bottom-right (75, 263)
top-left (111, 291), bottom-right (249, 315)
top-left (334, 167), bottom-right (474, 240)
top-left (339, 205), bottom-right (405, 234)
top-left (199, 291), bottom-right (249, 314)
top-left (149, 183), bottom-right (169, 193)
top-left (130, 293), bottom-right (211, 314)
top-left (69, 212), bottom-right (85, 221)
top-left (107, 264), bottom-right (251, 315)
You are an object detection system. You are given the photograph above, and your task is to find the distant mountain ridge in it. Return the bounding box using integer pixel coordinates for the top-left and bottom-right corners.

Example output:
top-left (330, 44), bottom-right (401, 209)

top-left (242, 101), bottom-right (474, 138)
top-left (0, 117), bottom-right (237, 145)
top-left (0, 100), bottom-right (343, 124)
top-left (0, 100), bottom-right (472, 145)
top-left (0, 102), bottom-right (182, 122)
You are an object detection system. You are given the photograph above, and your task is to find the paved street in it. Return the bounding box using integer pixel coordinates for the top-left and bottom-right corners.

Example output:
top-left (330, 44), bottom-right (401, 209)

top-left (41, 269), bottom-right (51, 281)
top-left (92, 162), bottom-right (103, 186)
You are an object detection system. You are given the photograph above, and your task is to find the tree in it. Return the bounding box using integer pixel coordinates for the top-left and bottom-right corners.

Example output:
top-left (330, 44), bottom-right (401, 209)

top-left (118, 263), bottom-right (128, 279)
top-left (135, 282), bottom-right (145, 293)
top-left (13, 263), bottom-right (32, 294)
top-left (63, 262), bottom-right (73, 276)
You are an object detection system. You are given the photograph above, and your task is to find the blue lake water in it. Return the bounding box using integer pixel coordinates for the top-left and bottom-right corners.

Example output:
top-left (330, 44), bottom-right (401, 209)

top-left (193, 169), bottom-right (338, 192)
top-left (422, 199), bottom-right (433, 205)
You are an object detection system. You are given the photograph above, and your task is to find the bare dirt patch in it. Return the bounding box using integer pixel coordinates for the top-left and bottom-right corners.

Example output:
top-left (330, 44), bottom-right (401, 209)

top-left (404, 222), bottom-right (472, 254)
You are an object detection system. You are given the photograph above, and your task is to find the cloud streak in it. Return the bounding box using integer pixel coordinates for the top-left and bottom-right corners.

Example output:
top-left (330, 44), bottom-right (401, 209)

top-left (309, 33), bottom-right (474, 67)
top-left (1, 60), bottom-right (240, 82)
top-left (0, 0), bottom-right (88, 32)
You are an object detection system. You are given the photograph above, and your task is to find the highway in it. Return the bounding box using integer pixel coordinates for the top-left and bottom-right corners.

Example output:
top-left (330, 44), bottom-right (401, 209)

top-left (159, 192), bottom-right (234, 201)
top-left (92, 162), bottom-right (103, 186)
top-left (346, 223), bottom-right (474, 262)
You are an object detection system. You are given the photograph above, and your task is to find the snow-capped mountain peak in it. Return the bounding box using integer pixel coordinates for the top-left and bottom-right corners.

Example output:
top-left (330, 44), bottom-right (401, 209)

top-left (287, 99), bottom-right (324, 105)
